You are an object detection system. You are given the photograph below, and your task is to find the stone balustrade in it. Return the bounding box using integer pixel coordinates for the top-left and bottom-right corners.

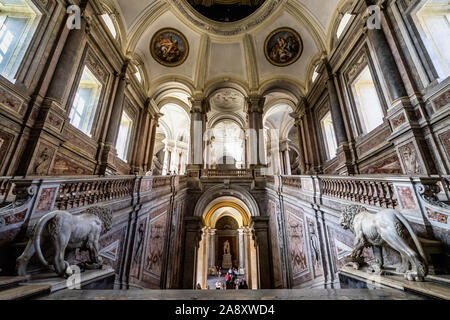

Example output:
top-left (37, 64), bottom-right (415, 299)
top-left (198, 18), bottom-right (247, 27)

top-left (320, 177), bottom-right (397, 209)
top-left (201, 169), bottom-right (252, 177)
top-left (55, 176), bottom-right (137, 210)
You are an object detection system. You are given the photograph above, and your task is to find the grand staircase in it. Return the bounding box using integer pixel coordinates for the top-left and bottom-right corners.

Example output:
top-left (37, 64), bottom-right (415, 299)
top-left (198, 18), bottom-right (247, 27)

top-left (0, 276), bottom-right (50, 300)
top-left (0, 267), bottom-right (115, 300)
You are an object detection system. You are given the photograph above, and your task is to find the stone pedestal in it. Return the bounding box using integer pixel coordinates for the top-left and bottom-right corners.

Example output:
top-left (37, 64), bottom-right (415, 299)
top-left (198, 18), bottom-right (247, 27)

top-left (222, 254), bottom-right (232, 269)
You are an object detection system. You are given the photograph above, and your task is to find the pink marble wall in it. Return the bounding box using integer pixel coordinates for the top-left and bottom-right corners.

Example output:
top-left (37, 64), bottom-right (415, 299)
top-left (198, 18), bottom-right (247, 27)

top-left (35, 187), bottom-right (56, 213)
top-left (426, 208), bottom-right (449, 224)
top-left (51, 154), bottom-right (92, 175)
top-left (396, 186), bottom-right (417, 210)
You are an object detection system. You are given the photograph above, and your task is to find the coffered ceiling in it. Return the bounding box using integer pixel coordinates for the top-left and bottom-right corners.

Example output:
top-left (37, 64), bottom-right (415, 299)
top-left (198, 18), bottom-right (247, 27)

top-left (107, 0), bottom-right (348, 98)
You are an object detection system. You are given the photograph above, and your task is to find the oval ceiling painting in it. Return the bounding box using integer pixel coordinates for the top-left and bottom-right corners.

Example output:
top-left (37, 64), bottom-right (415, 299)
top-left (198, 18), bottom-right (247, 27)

top-left (150, 28), bottom-right (189, 67)
top-left (264, 28), bottom-right (303, 67)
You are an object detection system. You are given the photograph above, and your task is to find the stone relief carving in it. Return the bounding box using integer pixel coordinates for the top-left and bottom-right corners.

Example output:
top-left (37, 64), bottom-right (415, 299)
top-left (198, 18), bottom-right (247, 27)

top-left (339, 205), bottom-right (428, 281)
top-left (308, 220), bottom-right (321, 271)
top-left (34, 147), bottom-right (52, 175)
top-left (16, 206), bottom-right (112, 278)
top-left (146, 217), bottom-right (166, 276)
top-left (133, 222), bottom-right (146, 264)
top-left (399, 143), bottom-right (423, 175)
top-left (287, 214), bottom-right (308, 275)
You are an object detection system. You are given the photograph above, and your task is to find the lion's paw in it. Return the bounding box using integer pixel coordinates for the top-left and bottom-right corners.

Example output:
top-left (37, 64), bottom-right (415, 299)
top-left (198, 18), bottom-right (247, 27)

top-left (404, 271), bottom-right (425, 282)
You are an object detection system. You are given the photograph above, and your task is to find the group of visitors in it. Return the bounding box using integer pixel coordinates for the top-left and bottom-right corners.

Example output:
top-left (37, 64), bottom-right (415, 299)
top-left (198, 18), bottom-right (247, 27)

top-left (214, 266), bottom-right (248, 290)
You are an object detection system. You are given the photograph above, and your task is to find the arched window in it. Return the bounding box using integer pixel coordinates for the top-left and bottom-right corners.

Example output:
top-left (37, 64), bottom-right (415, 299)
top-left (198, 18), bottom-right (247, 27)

top-left (413, 0), bottom-right (450, 81)
top-left (311, 64), bottom-right (320, 83)
top-left (320, 111), bottom-right (337, 160)
top-left (336, 13), bottom-right (353, 39)
top-left (350, 65), bottom-right (384, 134)
top-left (101, 13), bottom-right (117, 39)
top-left (0, 0), bottom-right (41, 82)
top-left (134, 69), bottom-right (142, 83)
top-left (69, 66), bottom-right (102, 136)
top-left (116, 110), bottom-right (133, 161)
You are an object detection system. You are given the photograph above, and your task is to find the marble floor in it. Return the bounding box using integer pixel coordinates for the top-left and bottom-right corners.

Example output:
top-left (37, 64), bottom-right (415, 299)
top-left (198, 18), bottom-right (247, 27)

top-left (37, 288), bottom-right (428, 300)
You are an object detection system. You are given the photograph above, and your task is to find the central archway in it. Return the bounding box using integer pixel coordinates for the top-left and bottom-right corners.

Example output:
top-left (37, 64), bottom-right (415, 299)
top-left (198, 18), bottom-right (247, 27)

top-left (193, 185), bottom-right (261, 290)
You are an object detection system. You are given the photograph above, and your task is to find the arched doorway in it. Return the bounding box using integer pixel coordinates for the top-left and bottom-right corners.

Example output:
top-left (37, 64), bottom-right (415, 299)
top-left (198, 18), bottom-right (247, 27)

top-left (195, 199), bottom-right (258, 290)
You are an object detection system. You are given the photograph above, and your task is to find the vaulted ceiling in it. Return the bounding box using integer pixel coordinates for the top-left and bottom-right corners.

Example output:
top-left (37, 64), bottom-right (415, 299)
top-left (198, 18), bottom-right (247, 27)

top-left (107, 0), bottom-right (348, 98)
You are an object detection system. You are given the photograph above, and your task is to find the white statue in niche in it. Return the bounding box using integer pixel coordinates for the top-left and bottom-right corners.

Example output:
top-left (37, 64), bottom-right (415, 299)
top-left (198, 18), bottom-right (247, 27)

top-left (223, 240), bottom-right (230, 255)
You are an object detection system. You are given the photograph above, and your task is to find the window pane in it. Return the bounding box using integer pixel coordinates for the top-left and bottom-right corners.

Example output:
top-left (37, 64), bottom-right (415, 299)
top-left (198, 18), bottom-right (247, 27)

top-left (135, 70), bottom-right (142, 83)
top-left (415, 1), bottom-right (450, 80)
top-left (116, 111), bottom-right (133, 161)
top-left (0, 0), bottom-right (41, 82)
top-left (312, 65), bottom-right (319, 83)
top-left (69, 66), bottom-right (102, 136)
top-left (351, 66), bottom-right (384, 134)
top-left (321, 112), bottom-right (337, 160)
top-left (0, 17), bottom-right (27, 73)
top-left (101, 14), bottom-right (117, 39)
top-left (337, 13), bottom-right (353, 39)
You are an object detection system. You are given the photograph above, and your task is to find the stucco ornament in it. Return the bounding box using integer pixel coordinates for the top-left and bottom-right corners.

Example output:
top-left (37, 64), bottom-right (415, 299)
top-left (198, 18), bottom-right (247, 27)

top-left (339, 205), bottom-right (428, 281)
top-left (16, 206), bottom-right (112, 278)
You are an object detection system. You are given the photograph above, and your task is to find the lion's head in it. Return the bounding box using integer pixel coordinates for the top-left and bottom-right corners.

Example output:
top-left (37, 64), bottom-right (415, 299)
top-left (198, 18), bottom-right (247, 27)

top-left (339, 205), bottom-right (366, 232)
top-left (84, 206), bottom-right (113, 234)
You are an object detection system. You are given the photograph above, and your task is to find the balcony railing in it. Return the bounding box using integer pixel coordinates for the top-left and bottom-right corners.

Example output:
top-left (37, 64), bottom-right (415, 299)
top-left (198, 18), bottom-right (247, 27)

top-left (55, 176), bottom-right (136, 210)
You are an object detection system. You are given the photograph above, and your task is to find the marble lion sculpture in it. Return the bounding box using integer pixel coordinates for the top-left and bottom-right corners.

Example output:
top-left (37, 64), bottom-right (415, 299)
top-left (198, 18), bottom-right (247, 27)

top-left (16, 206), bottom-right (112, 278)
top-left (339, 205), bottom-right (428, 281)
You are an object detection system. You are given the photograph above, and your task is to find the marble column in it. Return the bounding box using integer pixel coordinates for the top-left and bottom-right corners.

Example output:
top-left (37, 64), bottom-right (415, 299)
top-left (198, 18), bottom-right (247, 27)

top-left (362, 0), bottom-right (436, 175)
top-left (251, 217), bottom-right (272, 289)
top-left (187, 96), bottom-right (207, 188)
top-left (131, 100), bottom-right (151, 174)
top-left (182, 217), bottom-right (203, 289)
top-left (324, 60), bottom-right (354, 174)
top-left (301, 99), bottom-right (321, 173)
top-left (324, 62), bottom-right (348, 146)
top-left (208, 229), bottom-right (216, 269)
top-left (280, 140), bottom-right (291, 175)
top-left (244, 227), bottom-right (252, 287)
top-left (145, 113), bottom-right (161, 173)
top-left (16, 0), bottom-right (89, 175)
top-left (246, 95), bottom-right (266, 167)
top-left (238, 228), bottom-right (245, 271)
top-left (364, 0), bottom-right (407, 102)
top-left (99, 61), bottom-right (130, 174)
top-left (293, 116), bottom-right (307, 174)
top-left (44, 0), bottom-right (89, 106)
top-left (105, 61), bottom-right (130, 146)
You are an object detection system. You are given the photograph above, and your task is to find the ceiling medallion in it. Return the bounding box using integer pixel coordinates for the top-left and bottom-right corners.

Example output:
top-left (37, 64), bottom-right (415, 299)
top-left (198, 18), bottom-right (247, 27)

top-left (170, 0), bottom-right (285, 36)
top-left (150, 28), bottom-right (189, 67)
top-left (264, 27), bottom-right (303, 67)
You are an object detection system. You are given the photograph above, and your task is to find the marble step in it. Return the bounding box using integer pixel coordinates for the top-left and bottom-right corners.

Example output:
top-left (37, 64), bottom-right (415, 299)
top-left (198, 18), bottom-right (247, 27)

top-left (339, 266), bottom-right (450, 300)
top-left (427, 274), bottom-right (450, 285)
top-left (21, 266), bottom-right (115, 293)
top-left (37, 288), bottom-right (427, 300)
top-left (0, 276), bottom-right (27, 290)
top-left (0, 284), bottom-right (50, 300)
